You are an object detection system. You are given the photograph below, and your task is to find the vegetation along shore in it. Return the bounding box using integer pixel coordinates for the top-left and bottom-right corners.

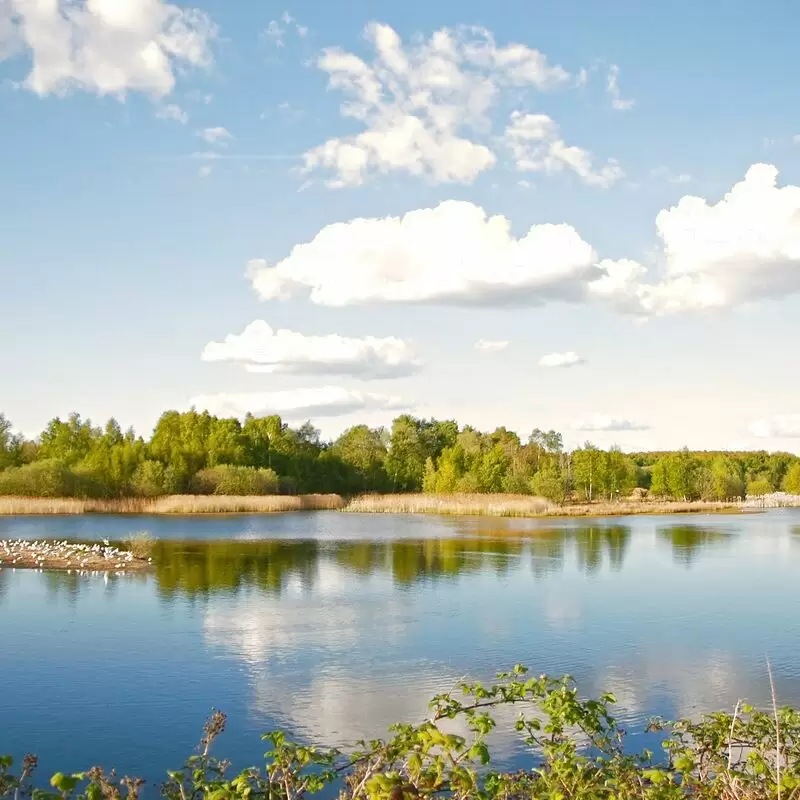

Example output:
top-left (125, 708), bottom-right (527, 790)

top-left (2, 409), bottom-right (799, 511)
top-left (2, 666), bottom-right (797, 799)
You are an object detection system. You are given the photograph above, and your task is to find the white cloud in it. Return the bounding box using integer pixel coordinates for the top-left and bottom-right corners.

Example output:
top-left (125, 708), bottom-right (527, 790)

top-left (303, 22), bottom-right (572, 187)
top-left (474, 339), bottom-right (510, 352)
top-left (651, 166), bottom-right (692, 184)
top-left (155, 102), bottom-right (188, 123)
top-left (748, 415), bottom-right (800, 439)
top-left (198, 164), bottom-right (212, 178)
top-left (190, 387), bottom-right (410, 420)
top-left (248, 164), bottom-right (800, 316)
top-left (0, 0), bottom-right (215, 97)
top-left (572, 416), bottom-right (649, 432)
top-left (248, 200), bottom-right (597, 306)
top-left (198, 126), bottom-right (232, 144)
top-left (606, 64), bottom-right (634, 110)
top-left (505, 111), bottom-right (624, 187)
top-left (538, 351), bottom-right (585, 368)
top-left (264, 12), bottom-right (307, 48)
top-left (592, 164), bottom-right (800, 314)
top-left (202, 320), bottom-right (421, 378)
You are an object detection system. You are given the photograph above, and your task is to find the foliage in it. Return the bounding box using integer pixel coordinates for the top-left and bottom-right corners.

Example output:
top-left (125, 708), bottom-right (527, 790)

top-left (0, 408), bottom-right (798, 503)
top-left (783, 463), bottom-right (800, 495)
top-left (0, 459), bottom-right (74, 497)
top-left (190, 465), bottom-right (280, 496)
top-left (3, 666), bottom-right (798, 799)
top-left (747, 477), bottom-right (773, 497)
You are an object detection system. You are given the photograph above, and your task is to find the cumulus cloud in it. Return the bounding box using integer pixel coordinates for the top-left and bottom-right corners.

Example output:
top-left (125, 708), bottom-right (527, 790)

top-left (0, 0), bottom-right (215, 97)
top-left (155, 102), bottom-right (188, 123)
top-left (748, 415), bottom-right (800, 439)
top-left (538, 351), bottom-right (585, 368)
top-left (198, 126), bottom-right (232, 144)
top-left (592, 164), bottom-right (800, 314)
top-left (248, 164), bottom-right (800, 315)
top-left (248, 200), bottom-right (597, 306)
top-left (504, 111), bottom-right (624, 187)
top-left (202, 320), bottom-right (421, 378)
top-left (606, 65), bottom-right (634, 110)
top-left (190, 387), bottom-right (410, 420)
top-left (303, 22), bottom-right (572, 187)
top-left (572, 416), bottom-right (649, 432)
top-left (474, 339), bottom-right (510, 352)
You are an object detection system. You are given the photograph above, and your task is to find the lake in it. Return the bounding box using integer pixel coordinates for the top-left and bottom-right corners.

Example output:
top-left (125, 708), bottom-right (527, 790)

top-left (2, 510), bottom-right (800, 792)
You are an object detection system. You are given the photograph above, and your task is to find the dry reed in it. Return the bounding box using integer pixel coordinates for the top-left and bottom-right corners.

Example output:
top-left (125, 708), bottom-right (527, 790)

top-left (343, 493), bottom-right (557, 517)
top-left (343, 494), bottom-right (743, 518)
top-left (0, 494), bottom-right (345, 516)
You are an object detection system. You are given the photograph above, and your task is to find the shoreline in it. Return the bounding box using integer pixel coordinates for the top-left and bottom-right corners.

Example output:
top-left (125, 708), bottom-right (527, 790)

top-left (0, 539), bottom-right (151, 573)
top-left (0, 493), bottom-right (752, 520)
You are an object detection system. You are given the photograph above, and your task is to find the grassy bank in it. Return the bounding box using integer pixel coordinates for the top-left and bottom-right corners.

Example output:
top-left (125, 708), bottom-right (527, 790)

top-left (343, 493), bottom-right (743, 518)
top-left (1, 667), bottom-right (795, 799)
top-left (0, 493), bottom-right (744, 518)
top-left (0, 494), bottom-right (345, 515)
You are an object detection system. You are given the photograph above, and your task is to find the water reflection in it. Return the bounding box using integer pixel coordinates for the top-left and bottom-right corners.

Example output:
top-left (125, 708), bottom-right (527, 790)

top-left (0, 521), bottom-right (747, 603)
top-left (658, 525), bottom-right (734, 567)
top-left (3, 511), bottom-right (800, 784)
top-left (148, 527), bottom-right (629, 598)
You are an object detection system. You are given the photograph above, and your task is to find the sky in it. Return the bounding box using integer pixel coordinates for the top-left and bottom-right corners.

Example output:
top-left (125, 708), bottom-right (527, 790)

top-left (2, 0), bottom-right (800, 452)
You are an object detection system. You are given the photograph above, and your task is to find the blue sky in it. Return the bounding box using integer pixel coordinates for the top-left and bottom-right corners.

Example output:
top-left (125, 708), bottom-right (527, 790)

top-left (2, 0), bottom-right (800, 451)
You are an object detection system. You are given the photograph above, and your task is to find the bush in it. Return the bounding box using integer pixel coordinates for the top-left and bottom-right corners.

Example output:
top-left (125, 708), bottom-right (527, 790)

top-left (131, 460), bottom-right (169, 497)
top-left (3, 667), bottom-right (799, 800)
top-left (747, 477), bottom-right (773, 497)
top-left (0, 459), bottom-right (73, 497)
top-left (189, 465), bottom-right (280, 496)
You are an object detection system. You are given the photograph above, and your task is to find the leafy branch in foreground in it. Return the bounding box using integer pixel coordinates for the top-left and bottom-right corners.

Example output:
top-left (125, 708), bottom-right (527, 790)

top-left (3, 667), bottom-right (799, 799)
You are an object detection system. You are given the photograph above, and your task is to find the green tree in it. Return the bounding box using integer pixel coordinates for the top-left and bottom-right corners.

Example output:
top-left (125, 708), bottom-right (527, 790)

top-left (603, 447), bottom-right (635, 500)
top-left (746, 476), bottom-right (772, 496)
top-left (331, 425), bottom-right (389, 492)
top-left (531, 464), bottom-right (567, 504)
top-left (783, 462), bottom-right (800, 494)
top-left (572, 442), bottom-right (603, 501)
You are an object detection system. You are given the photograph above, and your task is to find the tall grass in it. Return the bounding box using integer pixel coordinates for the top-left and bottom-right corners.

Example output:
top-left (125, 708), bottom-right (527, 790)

top-left (343, 493), bottom-right (743, 518)
top-left (0, 494), bottom-right (345, 515)
top-left (343, 493), bottom-right (557, 517)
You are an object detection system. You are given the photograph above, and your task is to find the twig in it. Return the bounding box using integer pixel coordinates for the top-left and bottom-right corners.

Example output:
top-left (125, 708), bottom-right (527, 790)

top-left (728, 699), bottom-right (740, 770)
top-left (767, 657), bottom-right (781, 800)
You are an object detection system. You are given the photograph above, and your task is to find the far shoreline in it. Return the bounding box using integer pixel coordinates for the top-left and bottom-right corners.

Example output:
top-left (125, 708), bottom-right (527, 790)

top-left (0, 493), bottom-right (755, 519)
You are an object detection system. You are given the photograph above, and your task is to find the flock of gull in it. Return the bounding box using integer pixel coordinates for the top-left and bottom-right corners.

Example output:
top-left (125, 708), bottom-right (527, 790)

top-left (0, 538), bottom-right (149, 576)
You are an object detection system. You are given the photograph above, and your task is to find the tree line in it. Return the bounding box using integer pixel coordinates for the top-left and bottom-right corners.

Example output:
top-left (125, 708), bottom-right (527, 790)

top-left (1, 409), bottom-right (799, 502)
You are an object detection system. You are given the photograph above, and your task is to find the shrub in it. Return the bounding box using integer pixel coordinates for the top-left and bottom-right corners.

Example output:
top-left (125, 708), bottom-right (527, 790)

top-left (0, 459), bottom-right (73, 497)
top-left (124, 532), bottom-right (154, 559)
top-left (747, 477), bottom-right (773, 497)
top-left (189, 465), bottom-right (280, 496)
top-left (131, 460), bottom-right (167, 497)
top-left (3, 667), bottom-right (799, 800)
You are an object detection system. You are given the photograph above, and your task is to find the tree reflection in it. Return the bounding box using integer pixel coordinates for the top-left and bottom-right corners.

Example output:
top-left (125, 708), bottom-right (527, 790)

top-left (152, 540), bottom-right (321, 599)
top-left (658, 525), bottom-right (733, 567)
top-left (147, 526), bottom-right (633, 598)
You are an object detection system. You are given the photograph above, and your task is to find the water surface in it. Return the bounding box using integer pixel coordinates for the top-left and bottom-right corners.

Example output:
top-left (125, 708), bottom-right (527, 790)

top-left (2, 510), bottom-right (799, 790)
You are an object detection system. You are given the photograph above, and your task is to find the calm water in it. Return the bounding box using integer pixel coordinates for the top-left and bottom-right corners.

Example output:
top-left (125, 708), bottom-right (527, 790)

top-left (2, 510), bottom-right (800, 791)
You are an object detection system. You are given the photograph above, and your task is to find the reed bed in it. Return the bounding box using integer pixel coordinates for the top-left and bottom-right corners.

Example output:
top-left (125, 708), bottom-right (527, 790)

top-left (0, 494), bottom-right (345, 515)
top-left (343, 493), bottom-right (557, 517)
top-left (553, 499), bottom-right (742, 517)
top-left (343, 494), bottom-right (743, 518)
